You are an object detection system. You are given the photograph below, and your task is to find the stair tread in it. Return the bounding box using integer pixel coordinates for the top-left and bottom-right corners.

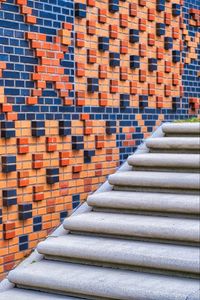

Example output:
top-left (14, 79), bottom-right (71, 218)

top-left (8, 260), bottom-right (200, 300)
top-left (127, 153), bottom-right (199, 169)
top-left (63, 212), bottom-right (200, 242)
top-left (38, 234), bottom-right (200, 274)
top-left (146, 137), bottom-right (200, 150)
top-left (87, 191), bottom-right (200, 214)
top-left (108, 171), bottom-right (200, 191)
top-left (0, 289), bottom-right (81, 300)
top-left (162, 123), bottom-right (200, 134)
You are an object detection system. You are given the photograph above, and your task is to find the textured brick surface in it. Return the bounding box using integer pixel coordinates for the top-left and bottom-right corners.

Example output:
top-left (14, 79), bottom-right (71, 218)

top-left (0, 0), bottom-right (199, 279)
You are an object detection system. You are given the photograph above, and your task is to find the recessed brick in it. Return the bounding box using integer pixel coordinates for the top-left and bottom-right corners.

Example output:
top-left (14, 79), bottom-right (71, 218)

top-left (75, 3), bottom-right (87, 19)
top-left (98, 8), bottom-right (107, 23)
top-left (120, 14), bottom-right (128, 28)
top-left (148, 33), bottom-right (155, 46)
top-left (129, 3), bottom-right (137, 17)
top-left (87, 20), bottom-right (96, 35)
top-left (148, 8), bottom-right (155, 21)
top-left (110, 80), bottom-right (118, 93)
top-left (130, 82), bottom-right (137, 95)
top-left (120, 40), bottom-right (128, 54)
top-left (87, 49), bottom-right (97, 64)
top-left (109, 0), bottom-right (119, 13)
top-left (99, 65), bottom-right (107, 79)
top-left (120, 66), bottom-right (128, 81)
top-left (87, 78), bottom-right (99, 93)
top-left (109, 52), bottom-right (120, 67)
top-left (130, 29), bottom-right (139, 43)
top-left (98, 37), bottom-right (109, 52)
top-left (109, 25), bottom-right (118, 39)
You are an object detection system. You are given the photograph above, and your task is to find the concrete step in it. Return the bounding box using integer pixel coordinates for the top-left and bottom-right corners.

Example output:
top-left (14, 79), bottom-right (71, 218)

top-left (162, 122), bottom-right (200, 137)
top-left (127, 153), bottom-right (200, 172)
top-left (63, 212), bottom-right (200, 244)
top-left (146, 137), bottom-right (200, 153)
top-left (87, 191), bottom-right (200, 216)
top-left (8, 260), bottom-right (200, 300)
top-left (0, 289), bottom-right (82, 300)
top-left (108, 171), bottom-right (200, 194)
top-left (37, 234), bottom-right (200, 277)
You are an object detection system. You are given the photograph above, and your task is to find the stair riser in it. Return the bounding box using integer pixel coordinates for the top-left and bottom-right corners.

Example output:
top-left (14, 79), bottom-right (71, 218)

top-left (16, 286), bottom-right (107, 300)
top-left (68, 231), bottom-right (199, 247)
top-left (131, 167), bottom-right (200, 173)
top-left (148, 149), bottom-right (200, 154)
top-left (113, 186), bottom-right (200, 195)
top-left (164, 133), bottom-right (200, 137)
top-left (91, 207), bottom-right (200, 219)
top-left (43, 255), bottom-right (200, 280)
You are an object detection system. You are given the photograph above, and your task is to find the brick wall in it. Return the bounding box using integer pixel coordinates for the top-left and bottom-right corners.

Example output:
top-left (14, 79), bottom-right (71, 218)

top-left (0, 0), bottom-right (199, 279)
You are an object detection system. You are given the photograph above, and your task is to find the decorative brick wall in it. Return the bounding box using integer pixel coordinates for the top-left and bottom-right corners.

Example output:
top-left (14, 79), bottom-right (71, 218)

top-left (0, 0), bottom-right (199, 279)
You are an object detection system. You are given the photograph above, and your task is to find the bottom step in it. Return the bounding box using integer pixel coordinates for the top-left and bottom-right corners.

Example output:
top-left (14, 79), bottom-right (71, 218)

top-left (8, 260), bottom-right (200, 300)
top-left (0, 288), bottom-right (83, 300)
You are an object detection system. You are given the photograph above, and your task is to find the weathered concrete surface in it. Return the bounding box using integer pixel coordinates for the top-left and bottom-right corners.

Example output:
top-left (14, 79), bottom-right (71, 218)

top-left (87, 191), bottom-right (200, 214)
top-left (63, 212), bottom-right (200, 243)
top-left (8, 261), bottom-right (200, 300)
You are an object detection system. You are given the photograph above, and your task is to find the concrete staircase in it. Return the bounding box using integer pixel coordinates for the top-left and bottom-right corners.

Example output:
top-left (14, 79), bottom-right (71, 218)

top-left (0, 122), bottom-right (200, 300)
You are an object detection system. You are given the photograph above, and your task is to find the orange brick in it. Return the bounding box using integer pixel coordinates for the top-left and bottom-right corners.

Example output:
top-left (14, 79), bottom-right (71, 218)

top-left (18, 145), bottom-right (29, 154)
top-left (98, 9), bottom-right (107, 23)
top-left (75, 32), bottom-right (84, 48)
top-left (120, 14), bottom-right (128, 28)
top-left (157, 48), bottom-right (164, 60)
top-left (164, 13), bottom-right (171, 26)
top-left (139, 44), bottom-right (146, 57)
top-left (139, 18), bottom-right (146, 31)
top-left (157, 72), bottom-right (163, 84)
top-left (148, 84), bottom-right (155, 95)
top-left (148, 8), bottom-right (155, 21)
top-left (110, 80), bottom-right (118, 94)
top-left (87, 49), bottom-right (97, 64)
top-left (87, 20), bottom-right (96, 35)
top-left (172, 74), bottom-right (179, 86)
top-left (99, 92), bottom-right (108, 106)
top-left (109, 25), bottom-right (118, 39)
top-left (1, 104), bottom-right (12, 112)
top-left (17, 137), bottom-right (29, 145)
top-left (76, 62), bottom-right (85, 77)
top-left (129, 3), bottom-right (137, 17)
top-left (165, 61), bottom-right (171, 73)
top-left (120, 67), bottom-right (128, 81)
top-left (16, 0), bottom-right (27, 4)
top-left (120, 40), bottom-right (128, 54)
top-left (99, 65), bottom-right (107, 79)
top-left (165, 85), bottom-right (171, 97)
top-left (156, 96), bottom-right (164, 108)
top-left (87, 0), bottom-right (95, 6)
top-left (139, 0), bottom-right (146, 6)
top-left (139, 70), bottom-right (146, 82)
top-left (26, 15), bottom-right (37, 24)
top-left (3, 222), bottom-right (15, 231)
top-left (27, 97), bottom-right (37, 105)
top-left (6, 112), bottom-right (18, 121)
top-left (130, 82), bottom-right (137, 95)
top-left (148, 33), bottom-right (155, 46)
top-left (73, 165), bottom-right (82, 173)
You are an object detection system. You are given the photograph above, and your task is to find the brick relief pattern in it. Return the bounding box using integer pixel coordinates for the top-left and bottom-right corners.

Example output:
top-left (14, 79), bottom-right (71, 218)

top-left (0, 0), bottom-right (199, 279)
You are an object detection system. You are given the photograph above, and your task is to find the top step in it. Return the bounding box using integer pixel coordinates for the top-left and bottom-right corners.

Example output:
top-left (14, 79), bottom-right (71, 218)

top-left (162, 123), bottom-right (200, 137)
